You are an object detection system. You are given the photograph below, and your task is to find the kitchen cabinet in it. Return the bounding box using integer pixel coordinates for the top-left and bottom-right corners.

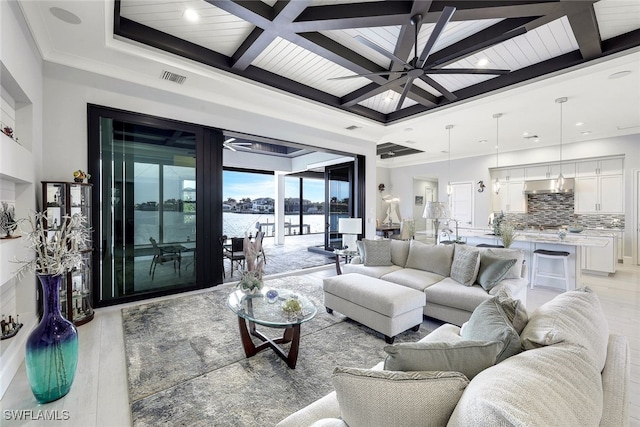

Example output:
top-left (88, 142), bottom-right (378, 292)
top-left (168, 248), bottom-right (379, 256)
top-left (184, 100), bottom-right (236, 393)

top-left (525, 163), bottom-right (575, 180)
top-left (491, 168), bottom-right (525, 213)
top-left (574, 174), bottom-right (624, 214)
top-left (576, 158), bottom-right (623, 177)
top-left (42, 181), bottom-right (94, 326)
top-left (581, 235), bottom-right (616, 275)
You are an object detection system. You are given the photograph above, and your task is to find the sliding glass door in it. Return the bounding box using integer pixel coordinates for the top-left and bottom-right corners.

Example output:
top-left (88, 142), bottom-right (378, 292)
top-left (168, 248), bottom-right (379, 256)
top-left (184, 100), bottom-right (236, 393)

top-left (324, 163), bottom-right (353, 251)
top-left (88, 106), bottom-right (223, 306)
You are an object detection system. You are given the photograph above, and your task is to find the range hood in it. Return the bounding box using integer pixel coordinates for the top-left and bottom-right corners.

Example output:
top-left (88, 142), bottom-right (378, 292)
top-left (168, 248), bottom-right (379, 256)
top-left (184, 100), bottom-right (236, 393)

top-left (524, 178), bottom-right (574, 194)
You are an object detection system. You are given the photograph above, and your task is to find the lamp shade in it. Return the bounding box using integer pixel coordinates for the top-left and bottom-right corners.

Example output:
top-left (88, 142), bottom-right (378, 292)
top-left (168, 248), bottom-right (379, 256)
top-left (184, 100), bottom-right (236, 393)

top-left (422, 201), bottom-right (451, 220)
top-left (338, 218), bottom-right (362, 234)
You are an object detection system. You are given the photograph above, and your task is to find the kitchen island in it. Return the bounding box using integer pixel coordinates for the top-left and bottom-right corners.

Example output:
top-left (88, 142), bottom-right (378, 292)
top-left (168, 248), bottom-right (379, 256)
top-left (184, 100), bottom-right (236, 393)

top-left (457, 228), bottom-right (616, 292)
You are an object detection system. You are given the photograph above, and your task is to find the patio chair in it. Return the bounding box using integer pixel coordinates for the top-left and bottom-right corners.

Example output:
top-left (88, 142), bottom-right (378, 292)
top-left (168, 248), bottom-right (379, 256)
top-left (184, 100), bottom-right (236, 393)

top-left (149, 237), bottom-right (181, 280)
top-left (221, 235), bottom-right (245, 277)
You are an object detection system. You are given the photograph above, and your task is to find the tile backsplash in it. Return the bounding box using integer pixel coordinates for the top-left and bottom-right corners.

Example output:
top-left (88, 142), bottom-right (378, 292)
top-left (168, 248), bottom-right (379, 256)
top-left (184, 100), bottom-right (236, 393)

top-left (503, 193), bottom-right (625, 229)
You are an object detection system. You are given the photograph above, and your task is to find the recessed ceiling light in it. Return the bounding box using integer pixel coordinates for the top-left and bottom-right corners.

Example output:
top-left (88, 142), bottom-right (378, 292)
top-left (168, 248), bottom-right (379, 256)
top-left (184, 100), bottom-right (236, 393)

top-left (608, 70), bottom-right (631, 79)
top-left (534, 138), bottom-right (540, 142)
top-left (184, 9), bottom-right (200, 22)
top-left (522, 132), bottom-right (530, 136)
top-left (476, 58), bottom-right (489, 67)
top-left (49, 7), bottom-right (81, 24)
top-left (581, 131), bottom-right (592, 135)
top-left (404, 127), bottom-right (413, 132)
top-left (405, 140), bottom-right (416, 144)
top-left (575, 122), bottom-right (584, 126)
top-left (478, 140), bottom-right (487, 144)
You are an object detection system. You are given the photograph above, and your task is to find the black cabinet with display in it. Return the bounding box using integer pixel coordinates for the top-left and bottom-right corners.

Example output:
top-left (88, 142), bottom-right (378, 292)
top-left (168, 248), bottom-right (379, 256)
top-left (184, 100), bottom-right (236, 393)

top-left (42, 181), bottom-right (94, 325)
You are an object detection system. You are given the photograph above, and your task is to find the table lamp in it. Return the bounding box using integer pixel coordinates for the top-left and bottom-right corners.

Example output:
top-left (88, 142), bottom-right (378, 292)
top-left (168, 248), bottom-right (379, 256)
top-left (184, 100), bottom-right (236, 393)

top-left (422, 202), bottom-right (451, 244)
top-left (338, 218), bottom-right (362, 250)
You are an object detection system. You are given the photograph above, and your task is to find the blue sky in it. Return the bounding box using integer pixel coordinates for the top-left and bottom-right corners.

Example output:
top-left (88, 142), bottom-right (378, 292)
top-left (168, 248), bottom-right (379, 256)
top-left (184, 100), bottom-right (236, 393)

top-left (223, 171), bottom-right (324, 202)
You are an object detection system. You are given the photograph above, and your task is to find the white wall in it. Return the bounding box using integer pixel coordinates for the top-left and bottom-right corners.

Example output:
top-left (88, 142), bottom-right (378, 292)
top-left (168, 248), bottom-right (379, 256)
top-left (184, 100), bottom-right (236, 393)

top-left (0, 0), bottom-right (43, 397)
top-left (384, 134), bottom-right (640, 259)
top-left (41, 63), bottom-right (380, 236)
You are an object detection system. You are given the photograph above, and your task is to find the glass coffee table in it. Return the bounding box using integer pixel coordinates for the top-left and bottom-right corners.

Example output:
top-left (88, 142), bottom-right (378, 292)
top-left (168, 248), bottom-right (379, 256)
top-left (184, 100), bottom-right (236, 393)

top-left (227, 288), bottom-right (317, 369)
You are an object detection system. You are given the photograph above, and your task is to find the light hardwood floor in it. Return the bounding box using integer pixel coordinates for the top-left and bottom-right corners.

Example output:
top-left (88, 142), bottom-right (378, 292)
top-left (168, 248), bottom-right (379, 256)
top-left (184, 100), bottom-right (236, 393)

top-left (1, 263), bottom-right (639, 427)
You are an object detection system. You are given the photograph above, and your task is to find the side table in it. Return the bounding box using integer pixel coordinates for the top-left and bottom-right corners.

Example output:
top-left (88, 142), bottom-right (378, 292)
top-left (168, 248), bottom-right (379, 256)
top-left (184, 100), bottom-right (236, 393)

top-left (334, 249), bottom-right (358, 275)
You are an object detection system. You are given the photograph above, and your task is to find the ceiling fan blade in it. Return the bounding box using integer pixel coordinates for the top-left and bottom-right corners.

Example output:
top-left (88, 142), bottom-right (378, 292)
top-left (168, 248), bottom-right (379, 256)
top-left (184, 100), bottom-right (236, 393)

top-left (354, 35), bottom-right (410, 67)
top-left (395, 76), bottom-right (416, 111)
top-left (223, 143), bottom-right (237, 152)
top-left (418, 75), bottom-right (457, 101)
top-left (418, 6), bottom-right (456, 67)
top-left (328, 71), bottom-right (408, 81)
top-left (426, 68), bottom-right (511, 75)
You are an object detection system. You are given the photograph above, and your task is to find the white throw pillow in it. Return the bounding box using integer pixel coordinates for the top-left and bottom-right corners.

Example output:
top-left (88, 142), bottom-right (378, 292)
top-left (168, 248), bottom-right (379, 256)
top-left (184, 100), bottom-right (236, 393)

top-left (404, 240), bottom-right (454, 276)
top-left (332, 367), bottom-right (468, 427)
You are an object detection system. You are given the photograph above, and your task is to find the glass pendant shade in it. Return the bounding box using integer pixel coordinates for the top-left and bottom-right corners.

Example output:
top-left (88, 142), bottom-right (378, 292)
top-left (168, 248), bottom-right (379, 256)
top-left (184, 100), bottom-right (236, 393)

top-left (493, 178), bottom-right (501, 195)
top-left (556, 173), bottom-right (565, 191)
top-left (446, 182), bottom-right (452, 196)
top-left (492, 113), bottom-right (502, 195)
top-left (555, 97), bottom-right (568, 191)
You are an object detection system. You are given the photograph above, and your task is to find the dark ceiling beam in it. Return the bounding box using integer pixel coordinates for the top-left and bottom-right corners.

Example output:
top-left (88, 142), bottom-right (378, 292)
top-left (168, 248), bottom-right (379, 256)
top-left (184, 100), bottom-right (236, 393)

top-left (563, 2), bottom-right (602, 59)
top-left (427, 1), bottom-right (561, 20)
top-left (423, 17), bottom-right (536, 68)
top-left (205, 0), bottom-right (272, 27)
top-left (230, 1), bottom-right (312, 70)
top-left (292, 1), bottom-right (412, 31)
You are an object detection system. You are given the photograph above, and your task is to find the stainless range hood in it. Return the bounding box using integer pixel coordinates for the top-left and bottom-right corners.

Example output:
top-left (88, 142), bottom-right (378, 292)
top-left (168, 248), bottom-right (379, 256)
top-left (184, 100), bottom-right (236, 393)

top-left (524, 178), bottom-right (574, 194)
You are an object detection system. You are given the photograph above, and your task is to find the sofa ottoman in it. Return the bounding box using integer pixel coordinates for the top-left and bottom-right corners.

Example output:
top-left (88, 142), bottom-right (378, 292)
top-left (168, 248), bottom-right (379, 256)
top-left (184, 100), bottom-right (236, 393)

top-left (323, 273), bottom-right (426, 343)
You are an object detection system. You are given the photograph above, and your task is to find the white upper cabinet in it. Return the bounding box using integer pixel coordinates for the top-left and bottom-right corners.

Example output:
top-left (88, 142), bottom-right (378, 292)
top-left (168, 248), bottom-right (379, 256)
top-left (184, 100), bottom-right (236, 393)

top-left (576, 158), bottom-right (623, 177)
top-left (491, 168), bottom-right (526, 213)
top-left (574, 158), bottom-right (624, 214)
top-left (525, 163), bottom-right (575, 180)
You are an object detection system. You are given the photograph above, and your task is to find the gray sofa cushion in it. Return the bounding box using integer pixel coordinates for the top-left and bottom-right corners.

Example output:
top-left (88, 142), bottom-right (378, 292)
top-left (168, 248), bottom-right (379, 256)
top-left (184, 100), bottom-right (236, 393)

top-left (332, 367), bottom-right (468, 427)
top-left (380, 268), bottom-right (445, 292)
top-left (460, 297), bottom-right (523, 363)
top-left (450, 244), bottom-right (481, 286)
top-left (486, 248), bottom-right (525, 279)
top-left (404, 240), bottom-right (454, 276)
top-left (424, 278), bottom-right (493, 312)
top-left (362, 239), bottom-right (392, 266)
top-left (520, 287), bottom-right (609, 371)
top-left (383, 340), bottom-right (503, 380)
top-left (390, 239), bottom-right (411, 266)
top-left (448, 345), bottom-right (604, 426)
top-left (476, 253), bottom-right (516, 291)
top-left (342, 263), bottom-right (402, 278)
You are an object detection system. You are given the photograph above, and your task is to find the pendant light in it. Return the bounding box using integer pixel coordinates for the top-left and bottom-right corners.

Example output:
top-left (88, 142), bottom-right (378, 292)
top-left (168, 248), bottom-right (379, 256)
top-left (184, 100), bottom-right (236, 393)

top-left (492, 113), bottom-right (502, 195)
top-left (446, 125), bottom-right (453, 197)
top-left (555, 97), bottom-right (568, 191)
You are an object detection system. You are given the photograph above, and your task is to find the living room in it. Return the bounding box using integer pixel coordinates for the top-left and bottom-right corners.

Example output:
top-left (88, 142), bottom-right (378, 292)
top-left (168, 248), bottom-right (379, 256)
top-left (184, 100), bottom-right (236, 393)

top-left (1, 0), bottom-right (639, 425)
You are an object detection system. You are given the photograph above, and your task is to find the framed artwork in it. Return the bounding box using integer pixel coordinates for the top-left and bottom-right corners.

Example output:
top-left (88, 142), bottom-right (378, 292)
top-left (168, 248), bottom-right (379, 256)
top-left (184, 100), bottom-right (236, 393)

top-left (414, 196), bottom-right (424, 206)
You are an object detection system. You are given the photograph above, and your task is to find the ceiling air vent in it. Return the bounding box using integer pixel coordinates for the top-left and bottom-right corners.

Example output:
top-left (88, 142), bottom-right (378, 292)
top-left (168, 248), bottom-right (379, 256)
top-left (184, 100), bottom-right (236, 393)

top-left (160, 70), bottom-right (186, 84)
top-left (345, 125), bottom-right (361, 131)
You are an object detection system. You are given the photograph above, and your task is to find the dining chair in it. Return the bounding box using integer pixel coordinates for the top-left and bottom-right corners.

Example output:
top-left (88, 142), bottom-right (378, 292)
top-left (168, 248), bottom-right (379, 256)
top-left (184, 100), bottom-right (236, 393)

top-left (221, 235), bottom-right (246, 277)
top-left (149, 237), bottom-right (181, 280)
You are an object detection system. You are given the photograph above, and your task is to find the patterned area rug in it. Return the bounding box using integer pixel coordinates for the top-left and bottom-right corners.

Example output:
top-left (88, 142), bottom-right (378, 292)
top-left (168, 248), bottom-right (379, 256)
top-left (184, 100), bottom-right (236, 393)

top-left (122, 276), bottom-right (435, 426)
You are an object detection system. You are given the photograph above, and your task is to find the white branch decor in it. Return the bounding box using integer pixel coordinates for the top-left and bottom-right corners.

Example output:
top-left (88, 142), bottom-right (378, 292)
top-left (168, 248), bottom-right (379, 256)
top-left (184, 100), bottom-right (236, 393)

top-left (14, 211), bottom-right (91, 277)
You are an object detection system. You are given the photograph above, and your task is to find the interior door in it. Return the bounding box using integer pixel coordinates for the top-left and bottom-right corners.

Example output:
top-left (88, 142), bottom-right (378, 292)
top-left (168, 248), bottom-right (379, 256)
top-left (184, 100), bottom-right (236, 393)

top-left (324, 162), bottom-right (354, 251)
top-left (449, 182), bottom-right (474, 230)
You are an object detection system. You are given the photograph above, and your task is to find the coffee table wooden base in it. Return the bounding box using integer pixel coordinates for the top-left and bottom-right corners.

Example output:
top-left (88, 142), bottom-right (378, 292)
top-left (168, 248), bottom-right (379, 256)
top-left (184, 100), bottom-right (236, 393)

top-left (237, 317), bottom-right (301, 369)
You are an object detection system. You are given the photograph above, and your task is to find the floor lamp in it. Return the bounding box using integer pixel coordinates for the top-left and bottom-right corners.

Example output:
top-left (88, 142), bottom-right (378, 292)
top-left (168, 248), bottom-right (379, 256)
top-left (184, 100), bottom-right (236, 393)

top-left (338, 218), bottom-right (362, 250)
top-left (423, 202), bottom-right (451, 244)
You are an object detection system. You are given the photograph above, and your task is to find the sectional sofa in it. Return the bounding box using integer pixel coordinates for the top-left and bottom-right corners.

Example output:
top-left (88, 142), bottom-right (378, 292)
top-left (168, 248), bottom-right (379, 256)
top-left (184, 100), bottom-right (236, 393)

top-left (339, 239), bottom-right (528, 326)
top-left (277, 287), bottom-right (630, 426)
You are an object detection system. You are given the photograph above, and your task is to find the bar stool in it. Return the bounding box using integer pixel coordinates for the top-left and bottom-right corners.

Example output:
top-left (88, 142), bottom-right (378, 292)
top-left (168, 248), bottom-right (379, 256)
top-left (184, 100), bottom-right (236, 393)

top-left (531, 249), bottom-right (570, 291)
top-left (476, 243), bottom-right (505, 248)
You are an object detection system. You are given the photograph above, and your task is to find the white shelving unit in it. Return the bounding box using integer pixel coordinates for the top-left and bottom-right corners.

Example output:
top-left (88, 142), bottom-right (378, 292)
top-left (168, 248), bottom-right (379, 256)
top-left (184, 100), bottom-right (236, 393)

top-left (0, 64), bottom-right (38, 398)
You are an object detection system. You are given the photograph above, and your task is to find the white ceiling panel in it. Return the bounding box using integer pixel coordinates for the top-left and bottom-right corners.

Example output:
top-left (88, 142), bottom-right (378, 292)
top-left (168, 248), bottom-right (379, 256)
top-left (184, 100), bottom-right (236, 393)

top-left (253, 37), bottom-right (368, 97)
top-left (322, 26), bottom-right (400, 68)
top-left (121, 0), bottom-right (254, 57)
top-left (417, 18), bottom-right (503, 57)
top-left (595, 0), bottom-right (640, 40)
top-left (359, 90), bottom-right (418, 114)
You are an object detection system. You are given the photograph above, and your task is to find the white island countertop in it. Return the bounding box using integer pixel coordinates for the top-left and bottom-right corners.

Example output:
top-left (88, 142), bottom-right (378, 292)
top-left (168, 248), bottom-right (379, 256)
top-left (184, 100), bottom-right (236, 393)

top-left (458, 228), bottom-right (612, 248)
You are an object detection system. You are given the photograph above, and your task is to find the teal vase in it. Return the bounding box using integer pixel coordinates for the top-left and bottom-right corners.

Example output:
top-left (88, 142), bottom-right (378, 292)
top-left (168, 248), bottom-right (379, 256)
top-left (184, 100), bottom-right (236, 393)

top-left (25, 274), bottom-right (79, 403)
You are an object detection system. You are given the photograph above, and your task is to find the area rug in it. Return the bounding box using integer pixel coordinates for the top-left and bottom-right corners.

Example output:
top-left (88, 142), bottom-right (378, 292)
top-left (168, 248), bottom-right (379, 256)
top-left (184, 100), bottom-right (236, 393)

top-left (122, 276), bottom-right (436, 426)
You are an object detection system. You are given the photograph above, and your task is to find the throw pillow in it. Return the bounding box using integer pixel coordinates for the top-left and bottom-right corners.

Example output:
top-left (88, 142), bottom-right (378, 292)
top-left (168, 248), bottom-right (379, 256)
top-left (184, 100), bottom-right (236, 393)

top-left (486, 248), bottom-right (524, 279)
top-left (493, 287), bottom-right (528, 334)
top-left (404, 240), bottom-right (454, 276)
top-left (461, 297), bottom-right (523, 363)
top-left (362, 239), bottom-right (392, 266)
top-left (383, 340), bottom-right (503, 380)
top-left (475, 252), bottom-right (517, 292)
top-left (520, 286), bottom-right (609, 371)
top-left (332, 367), bottom-right (468, 427)
top-left (450, 244), bottom-right (481, 286)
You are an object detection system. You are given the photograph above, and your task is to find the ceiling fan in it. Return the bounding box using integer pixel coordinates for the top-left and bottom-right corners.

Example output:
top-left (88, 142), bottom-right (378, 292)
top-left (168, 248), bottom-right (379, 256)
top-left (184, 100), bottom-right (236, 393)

top-left (331, 7), bottom-right (526, 111)
top-left (222, 137), bottom-right (253, 151)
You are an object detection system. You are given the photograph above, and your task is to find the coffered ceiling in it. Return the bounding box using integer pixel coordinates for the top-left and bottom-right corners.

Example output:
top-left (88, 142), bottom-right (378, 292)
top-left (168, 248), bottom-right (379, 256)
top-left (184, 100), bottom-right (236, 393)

top-left (115, 0), bottom-right (640, 123)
